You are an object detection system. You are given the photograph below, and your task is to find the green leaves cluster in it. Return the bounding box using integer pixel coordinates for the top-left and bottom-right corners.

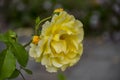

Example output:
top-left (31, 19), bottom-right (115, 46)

top-left (0, 30), bottom-right (32, 80)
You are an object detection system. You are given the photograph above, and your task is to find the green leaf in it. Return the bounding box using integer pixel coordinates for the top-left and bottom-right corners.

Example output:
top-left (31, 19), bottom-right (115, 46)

top-left (0, 50), bottom-right (16, 80)
top-left (57, 73), bottom-right (66, 80)
top-left (22, 68), bottom-right (32, 75)
top-left (8, 30), bottom-right (17, 38)
top-left (8, 69), bottom-right (19, 79)
top-left (5, 30), bottom-right (17, 42)
top-left (11, 42), bottom-right (28, 67)
top-left (0, 34), bottom-right (9, 43)
top-left (0, 30), bottom-right (17, 43)
top-left (0, 50), bottom-right (6, 71)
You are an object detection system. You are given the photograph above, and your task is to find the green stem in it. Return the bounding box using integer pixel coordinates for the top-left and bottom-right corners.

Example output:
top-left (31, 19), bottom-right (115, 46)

top-left (35, 16), bottom-right (51, 35)
top-left (40, 16), bottom-right (51, 24)
top-left (18, 70), bottom-right (26, 80)
top-left (23, 40), bottom-right (32, 48)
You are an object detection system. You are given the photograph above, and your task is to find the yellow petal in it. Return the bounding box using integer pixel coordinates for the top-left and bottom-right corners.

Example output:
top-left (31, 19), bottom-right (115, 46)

top-left (69, 55), bottom-right (80, 66)
top-left (29, 44), bottom-right (38, 57)
top-left (60, 57), bottom-right (70, 64)
top-left (78, 43), bottom-right (83, 55)
top-left (61, 65), bottom-right (68, 71)
top-left (52, 58), bottom-right (62, 68)
top-left (41, 55), bottom-right (50, 65)
top-left (67, 52), bottom-right (77, 59)
top-left (37, 38), bottom-right (47, 56)
top-left (46, 66), bottom-right (58, 72)
top-left (51, 40), bottom-right (66, 53)
top-left (44, 36), bottom-right (52, 54)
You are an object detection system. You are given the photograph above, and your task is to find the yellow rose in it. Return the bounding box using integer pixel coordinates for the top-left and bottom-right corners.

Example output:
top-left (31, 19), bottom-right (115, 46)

top-left (29, 10), bottom-right (84, 72)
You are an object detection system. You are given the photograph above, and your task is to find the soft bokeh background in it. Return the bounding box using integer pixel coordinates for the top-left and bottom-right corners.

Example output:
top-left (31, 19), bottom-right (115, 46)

top-left (0, 0), bottom-right (120, 80)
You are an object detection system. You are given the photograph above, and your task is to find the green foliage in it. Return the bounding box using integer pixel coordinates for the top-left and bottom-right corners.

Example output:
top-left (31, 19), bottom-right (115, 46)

top-left (0, 50), bottom-right (16, 80)
top-left (10, 42), bottom-right (28, 67)
top-left (8, 69), bottom-right (20, 79)
top-left (57, 73), bottom-right (66, 80)
top-left (0, 30), bottom-right (31, 80)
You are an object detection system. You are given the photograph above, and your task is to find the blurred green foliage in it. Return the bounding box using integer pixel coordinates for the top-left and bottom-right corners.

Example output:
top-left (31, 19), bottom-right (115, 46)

top-left (57, 73), bottom-right (66, 80)
top-left (0, 30), bottom-right (31, 79)
top-left (0, 0), bottom-right (120, 36)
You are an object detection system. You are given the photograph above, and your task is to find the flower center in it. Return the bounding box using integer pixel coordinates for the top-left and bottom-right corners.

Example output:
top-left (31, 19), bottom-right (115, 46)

top-left (60, 34), bottom-right (65, 40)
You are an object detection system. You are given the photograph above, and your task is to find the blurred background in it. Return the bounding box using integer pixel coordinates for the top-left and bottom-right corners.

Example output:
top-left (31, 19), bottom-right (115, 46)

top-left (0, 0), bottom-right (120, 80)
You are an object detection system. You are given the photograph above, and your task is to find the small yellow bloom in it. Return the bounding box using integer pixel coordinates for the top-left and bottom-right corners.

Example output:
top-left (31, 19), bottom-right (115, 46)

top-left (54, 8), bottom-right (63, 13)
top-left (32, 36), bottom-right (40, 45)
top-left (29, 10), bottom-right (84, 72)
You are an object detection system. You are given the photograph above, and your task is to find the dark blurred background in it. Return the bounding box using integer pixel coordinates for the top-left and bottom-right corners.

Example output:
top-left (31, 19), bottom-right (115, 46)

top-left (0, 0), bottom-right (120, 37)
top-left (0, 0), bottom-right (120, 80)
